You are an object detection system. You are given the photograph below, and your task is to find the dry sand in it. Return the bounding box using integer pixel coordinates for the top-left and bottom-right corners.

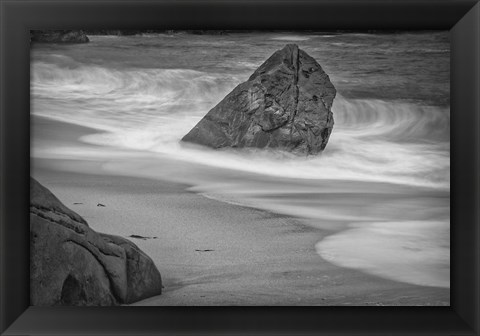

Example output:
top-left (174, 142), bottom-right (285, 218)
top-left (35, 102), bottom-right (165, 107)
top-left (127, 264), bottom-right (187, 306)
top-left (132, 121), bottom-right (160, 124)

top-left (31, 116), bottom-right (449, 305)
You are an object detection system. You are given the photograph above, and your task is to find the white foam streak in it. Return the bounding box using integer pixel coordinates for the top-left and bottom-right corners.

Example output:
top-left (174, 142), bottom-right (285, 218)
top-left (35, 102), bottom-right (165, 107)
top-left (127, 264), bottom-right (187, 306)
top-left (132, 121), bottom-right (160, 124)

top-left (71, 94), bottom-right (450, 189)
top-left (270, 35), bottom-right (311, 41)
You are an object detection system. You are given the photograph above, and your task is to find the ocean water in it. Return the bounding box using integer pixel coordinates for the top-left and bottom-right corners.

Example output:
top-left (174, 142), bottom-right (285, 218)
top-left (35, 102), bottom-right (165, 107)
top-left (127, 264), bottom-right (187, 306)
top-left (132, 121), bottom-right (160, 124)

top-left (31, 31), bottom-right (450, 289)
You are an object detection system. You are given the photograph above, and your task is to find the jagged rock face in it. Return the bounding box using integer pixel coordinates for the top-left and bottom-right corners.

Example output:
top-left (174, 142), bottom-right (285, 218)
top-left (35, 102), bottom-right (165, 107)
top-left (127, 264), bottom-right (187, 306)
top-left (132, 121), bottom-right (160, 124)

top-left (30, 30), bottom-right (89, 43)
top-left (182, 44), bottom-right (336, 155)
top-left (30, 177), bottom-right (162, 306)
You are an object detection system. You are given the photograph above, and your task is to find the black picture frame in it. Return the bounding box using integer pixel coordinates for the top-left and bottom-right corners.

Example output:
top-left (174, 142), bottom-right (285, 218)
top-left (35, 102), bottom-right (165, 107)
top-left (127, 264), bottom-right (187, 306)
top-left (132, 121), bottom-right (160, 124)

top-left (1, 0), bottom-right (479, 335)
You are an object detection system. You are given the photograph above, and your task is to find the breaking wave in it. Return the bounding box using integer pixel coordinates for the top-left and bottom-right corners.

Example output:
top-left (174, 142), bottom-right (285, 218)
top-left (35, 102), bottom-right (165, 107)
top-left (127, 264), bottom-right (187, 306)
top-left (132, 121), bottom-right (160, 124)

top-left (31, 58), bottom-right (449, 189)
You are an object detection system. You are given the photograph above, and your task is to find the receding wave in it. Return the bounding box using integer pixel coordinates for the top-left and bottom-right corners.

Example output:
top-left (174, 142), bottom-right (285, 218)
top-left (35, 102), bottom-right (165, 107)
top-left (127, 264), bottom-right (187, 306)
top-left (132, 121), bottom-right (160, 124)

top-left (316, 220), bottom-right (450, 288)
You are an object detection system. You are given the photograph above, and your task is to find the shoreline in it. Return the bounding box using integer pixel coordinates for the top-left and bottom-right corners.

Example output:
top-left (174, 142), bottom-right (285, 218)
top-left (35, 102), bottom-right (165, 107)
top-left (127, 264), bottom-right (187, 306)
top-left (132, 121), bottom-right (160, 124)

top-left (31, 115), bottom-right (450, 305)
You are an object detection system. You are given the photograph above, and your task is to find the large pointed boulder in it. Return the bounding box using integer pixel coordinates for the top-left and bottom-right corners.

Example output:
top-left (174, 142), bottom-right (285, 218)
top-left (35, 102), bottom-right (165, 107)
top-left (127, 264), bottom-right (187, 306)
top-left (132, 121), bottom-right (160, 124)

top-left (182, 44), bottom-right (336, 155)
top-left (30, 177), bottom-right (162, 306)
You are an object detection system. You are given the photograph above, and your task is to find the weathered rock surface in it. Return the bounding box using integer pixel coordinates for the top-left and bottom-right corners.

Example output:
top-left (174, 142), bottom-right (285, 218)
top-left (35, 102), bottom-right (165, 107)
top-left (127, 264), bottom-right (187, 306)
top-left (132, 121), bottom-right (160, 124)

top-left (182, 44), bottom-right (336, 155)
top-left (30, 30), bottom-right (89, 43)
top-left (30, 177), bottom-right (162, 306)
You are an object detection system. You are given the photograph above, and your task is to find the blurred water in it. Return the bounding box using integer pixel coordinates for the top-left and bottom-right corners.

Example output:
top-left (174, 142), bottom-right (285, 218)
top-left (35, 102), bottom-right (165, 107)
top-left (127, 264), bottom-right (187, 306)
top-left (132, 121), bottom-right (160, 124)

top-left (31, 31), bottom-right (450, 288)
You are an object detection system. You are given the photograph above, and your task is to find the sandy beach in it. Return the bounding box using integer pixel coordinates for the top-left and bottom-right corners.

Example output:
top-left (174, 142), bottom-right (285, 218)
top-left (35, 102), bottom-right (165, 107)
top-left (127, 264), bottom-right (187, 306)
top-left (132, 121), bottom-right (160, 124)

top-left (31, 116), bottom-right (449, 306)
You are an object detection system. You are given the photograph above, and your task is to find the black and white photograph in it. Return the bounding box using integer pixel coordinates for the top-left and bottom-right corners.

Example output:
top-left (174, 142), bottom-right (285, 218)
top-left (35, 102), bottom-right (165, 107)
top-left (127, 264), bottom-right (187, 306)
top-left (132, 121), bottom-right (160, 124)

top-left (30, 30), bottom-right (450, 306)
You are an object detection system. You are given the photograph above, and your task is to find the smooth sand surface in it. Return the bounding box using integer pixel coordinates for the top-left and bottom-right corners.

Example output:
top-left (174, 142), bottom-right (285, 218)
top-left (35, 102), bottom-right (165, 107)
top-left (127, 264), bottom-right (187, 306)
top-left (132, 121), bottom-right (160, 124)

top-left (31, 116), bottom-right (450, 305)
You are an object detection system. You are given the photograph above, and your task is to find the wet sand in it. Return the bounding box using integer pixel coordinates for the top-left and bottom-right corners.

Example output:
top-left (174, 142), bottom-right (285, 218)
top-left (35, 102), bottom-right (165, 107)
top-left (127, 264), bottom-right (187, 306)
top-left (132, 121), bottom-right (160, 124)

top-left (31, 116), bottom-right (450, 305)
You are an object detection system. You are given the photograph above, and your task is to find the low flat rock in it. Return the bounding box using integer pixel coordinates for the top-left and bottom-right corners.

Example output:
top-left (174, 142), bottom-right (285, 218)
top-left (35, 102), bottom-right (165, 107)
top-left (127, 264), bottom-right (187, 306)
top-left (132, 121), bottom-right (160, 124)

top-left (30, 30), bottom-right (89, 43)
top-left (30, 177), bottom-right (162, 306)
top-left (182, 44), bottom-right (336, 155)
